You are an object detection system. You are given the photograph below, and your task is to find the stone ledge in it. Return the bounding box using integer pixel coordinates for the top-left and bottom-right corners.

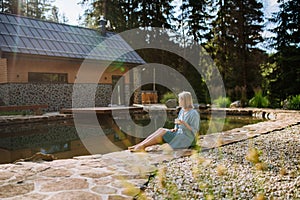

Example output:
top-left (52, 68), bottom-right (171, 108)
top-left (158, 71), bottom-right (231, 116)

top-left (0, 113), bottom-right (72, 126)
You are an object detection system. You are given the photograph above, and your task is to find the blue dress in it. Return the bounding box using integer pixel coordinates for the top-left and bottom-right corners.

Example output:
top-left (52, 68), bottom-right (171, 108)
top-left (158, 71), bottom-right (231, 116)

top-left (163, 108), bottom-right (200, 149)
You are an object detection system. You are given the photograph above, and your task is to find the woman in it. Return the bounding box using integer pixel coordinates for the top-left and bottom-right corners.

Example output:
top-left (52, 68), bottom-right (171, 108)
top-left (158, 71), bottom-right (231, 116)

top-left (128, 91), bottom-right (200, 152)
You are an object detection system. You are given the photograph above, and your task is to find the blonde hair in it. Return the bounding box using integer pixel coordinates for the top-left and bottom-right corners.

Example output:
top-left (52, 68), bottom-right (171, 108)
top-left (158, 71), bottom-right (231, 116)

top-left (178, 91), bottom-right (194, 109)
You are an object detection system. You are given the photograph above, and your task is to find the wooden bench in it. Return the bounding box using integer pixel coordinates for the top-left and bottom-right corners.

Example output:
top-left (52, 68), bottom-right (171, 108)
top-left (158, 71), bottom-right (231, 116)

top-left (0, 104), bottom-right (48, 115)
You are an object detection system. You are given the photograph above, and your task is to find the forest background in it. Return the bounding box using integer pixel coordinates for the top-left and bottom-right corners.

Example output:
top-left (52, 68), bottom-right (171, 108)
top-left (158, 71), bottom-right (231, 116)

top-left (1, 0), bottom-right (299, 108)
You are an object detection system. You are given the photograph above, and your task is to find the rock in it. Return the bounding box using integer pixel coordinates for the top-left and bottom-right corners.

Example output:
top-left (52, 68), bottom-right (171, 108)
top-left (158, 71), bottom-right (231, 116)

top-left (0, 98), bottom-right (5, 106)
top-left (165, 99), bottom-right (177, 108)
top-left (282, 99), bottom-right (289, 109)
top-left (193, 104), bottom-right (200, 109)
top-left (230, 100), bottom-right (242, 108)
top-left (40, 178), bottom-right (89, 192)
top-left (13, 152), bottom-right (57, 163)
top-left (49, 191), bottom-right (102, 200)
top-left (198, 103), bottom-right (209, 109)
top-left (0, 183), bottom-right (34, 198)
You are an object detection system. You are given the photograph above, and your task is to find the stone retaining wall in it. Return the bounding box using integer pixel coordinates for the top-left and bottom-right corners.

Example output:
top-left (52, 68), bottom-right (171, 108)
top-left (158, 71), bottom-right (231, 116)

top-left (0, 83), bottom-right (112, 111)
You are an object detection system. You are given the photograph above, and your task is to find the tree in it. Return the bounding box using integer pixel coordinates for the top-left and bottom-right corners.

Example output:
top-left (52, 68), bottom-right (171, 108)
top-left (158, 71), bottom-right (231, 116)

top-left (80, 0), bottom-right (175, 33)
top-left (47, 5), bottom-right (69, 23)
top-left (137, 0), bottom-right (175, 29)
top-left (178, 0), bottom-right (215, 45)
top-left (266, 0), bottom-right (300, 106)
top-left (207, 0), bottom-right (265, 104)
top-left (80, 0), bottom-right (139, 32)
top-left (0, 0), bottom-right (55, 20)
top-left (1, 0), bottom-right (26, 15)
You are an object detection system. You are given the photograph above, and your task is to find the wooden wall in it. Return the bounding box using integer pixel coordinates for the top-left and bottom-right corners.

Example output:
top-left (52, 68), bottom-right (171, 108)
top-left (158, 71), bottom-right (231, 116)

top-left (2, 53), bottom-right (130, 84)
top-left (0, 59), bottom-right (7, 83)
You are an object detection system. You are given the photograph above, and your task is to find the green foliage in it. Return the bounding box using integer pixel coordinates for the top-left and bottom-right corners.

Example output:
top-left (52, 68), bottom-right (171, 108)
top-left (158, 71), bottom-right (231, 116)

top-left (267, 0), bottom-right (300, 106)
top-left (213, 96), bottom-right (231, 108)
top-left (80, 0), bottom-right (175, 33)
top-left (287, 95), bottom-right (300, 110)
top-left (0, 0), bottom-right (54, 20)
top-left (160, 92), bottom-right (177, 104)
top-left (249, 90), bottom-right (269, 108)
top-left (0, 111), bottom-right (31, 116)
top-left (207, 0), bottom-right (265, 102)
top-left (180, 0), bottom-right (214, 44)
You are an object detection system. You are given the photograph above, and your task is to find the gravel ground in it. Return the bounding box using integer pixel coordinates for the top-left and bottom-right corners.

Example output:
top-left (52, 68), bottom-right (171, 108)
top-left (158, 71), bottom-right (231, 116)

top-left (141, 124), bottom-right (300, 200)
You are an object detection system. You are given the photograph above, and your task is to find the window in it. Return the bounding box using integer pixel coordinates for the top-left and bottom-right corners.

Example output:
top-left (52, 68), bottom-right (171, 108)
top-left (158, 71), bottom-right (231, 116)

top-left (28, 72), bottom-right (68, 83)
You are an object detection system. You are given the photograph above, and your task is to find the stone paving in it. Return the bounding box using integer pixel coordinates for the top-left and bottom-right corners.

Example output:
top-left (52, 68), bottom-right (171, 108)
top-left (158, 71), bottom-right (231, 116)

top-left (0, 112), bottom-right (73, 126)
top-left (0, 108), bottom-right (299, 199)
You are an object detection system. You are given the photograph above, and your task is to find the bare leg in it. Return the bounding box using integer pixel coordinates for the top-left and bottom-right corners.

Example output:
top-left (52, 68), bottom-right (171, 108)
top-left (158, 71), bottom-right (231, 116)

top-left (128, 128), bottom-right (166, 150)
top-left (128, 128), bottom-right (168, 152)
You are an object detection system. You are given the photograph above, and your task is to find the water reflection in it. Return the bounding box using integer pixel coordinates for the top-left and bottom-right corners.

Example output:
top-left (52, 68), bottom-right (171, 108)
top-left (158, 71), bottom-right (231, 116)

top-left (0, 113), bottom-right (265, 164)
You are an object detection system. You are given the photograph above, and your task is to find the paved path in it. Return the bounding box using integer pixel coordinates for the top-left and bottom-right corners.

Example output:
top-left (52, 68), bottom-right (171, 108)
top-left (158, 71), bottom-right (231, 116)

top-left (0, 109), bottom-right (299, 199)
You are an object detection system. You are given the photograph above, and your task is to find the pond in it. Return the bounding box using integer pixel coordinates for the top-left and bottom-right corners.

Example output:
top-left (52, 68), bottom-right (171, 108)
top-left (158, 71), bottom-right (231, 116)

top-left (0, 113), bottom-right (265, 164)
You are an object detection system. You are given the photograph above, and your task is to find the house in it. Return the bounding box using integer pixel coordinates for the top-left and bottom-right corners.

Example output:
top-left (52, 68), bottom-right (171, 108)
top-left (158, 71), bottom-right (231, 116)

top-left (0, 12), bottom-right (145, 111)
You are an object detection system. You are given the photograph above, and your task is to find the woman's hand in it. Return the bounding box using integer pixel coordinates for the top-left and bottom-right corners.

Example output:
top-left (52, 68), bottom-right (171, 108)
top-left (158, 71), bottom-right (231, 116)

top-left (178, 120), bottom-right (193, 131)
top-left (176, 119), bottom-right (183, 125)
top-left (170, 128), bottom-right (177, 132)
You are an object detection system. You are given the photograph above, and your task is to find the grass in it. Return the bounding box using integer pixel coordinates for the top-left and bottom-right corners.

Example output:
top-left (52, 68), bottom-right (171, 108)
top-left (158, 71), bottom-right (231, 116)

top-left (0, 110), bottom-right (32, 116)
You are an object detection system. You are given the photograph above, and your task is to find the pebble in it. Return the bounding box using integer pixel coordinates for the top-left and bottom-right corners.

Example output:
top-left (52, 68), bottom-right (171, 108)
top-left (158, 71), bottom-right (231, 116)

top-left (143, 124), bottom-right (300, 199)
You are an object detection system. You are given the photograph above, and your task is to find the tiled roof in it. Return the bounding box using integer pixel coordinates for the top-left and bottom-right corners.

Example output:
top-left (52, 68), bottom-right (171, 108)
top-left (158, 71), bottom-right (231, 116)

top-left (0, 13), bottom-right (145, 64)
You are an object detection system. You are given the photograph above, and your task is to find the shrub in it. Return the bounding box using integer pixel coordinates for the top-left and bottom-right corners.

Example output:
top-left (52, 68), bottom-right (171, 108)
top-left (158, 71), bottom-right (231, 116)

top-left (249, 90), bottom-right (269, 108)
top-left (213, 96), bottom-right (231, 108)
top-left (287, 94), bottom-right (300, 110)
top-left (160, 92), bottom-right (177, 104)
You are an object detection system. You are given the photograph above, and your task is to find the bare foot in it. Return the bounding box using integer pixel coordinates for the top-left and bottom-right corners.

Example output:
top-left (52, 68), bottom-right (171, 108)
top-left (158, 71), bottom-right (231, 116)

top-left (128, 145), bottom-right (137, 150)
top-left (129, 145), bottom-right (145, 152)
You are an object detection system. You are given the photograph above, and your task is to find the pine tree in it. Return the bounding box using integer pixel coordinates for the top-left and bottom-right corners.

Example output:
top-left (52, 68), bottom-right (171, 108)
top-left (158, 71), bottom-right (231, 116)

top-left (80, 0), bottom-right (123, 32)
top-left (267, 0), bottom-right (300, 105)
top-left (0, 0), bottom-right (54, 20)
top-left (208, 0), bottom-right (264, 103)
top-left (0, 0), bottom-right (26, 15)
top-left (178, 0), bottom-right (214, 45)
top-left (80, 0), bottom-right (175, 33)
top-left (80, 0), bottom-right (139, 32)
